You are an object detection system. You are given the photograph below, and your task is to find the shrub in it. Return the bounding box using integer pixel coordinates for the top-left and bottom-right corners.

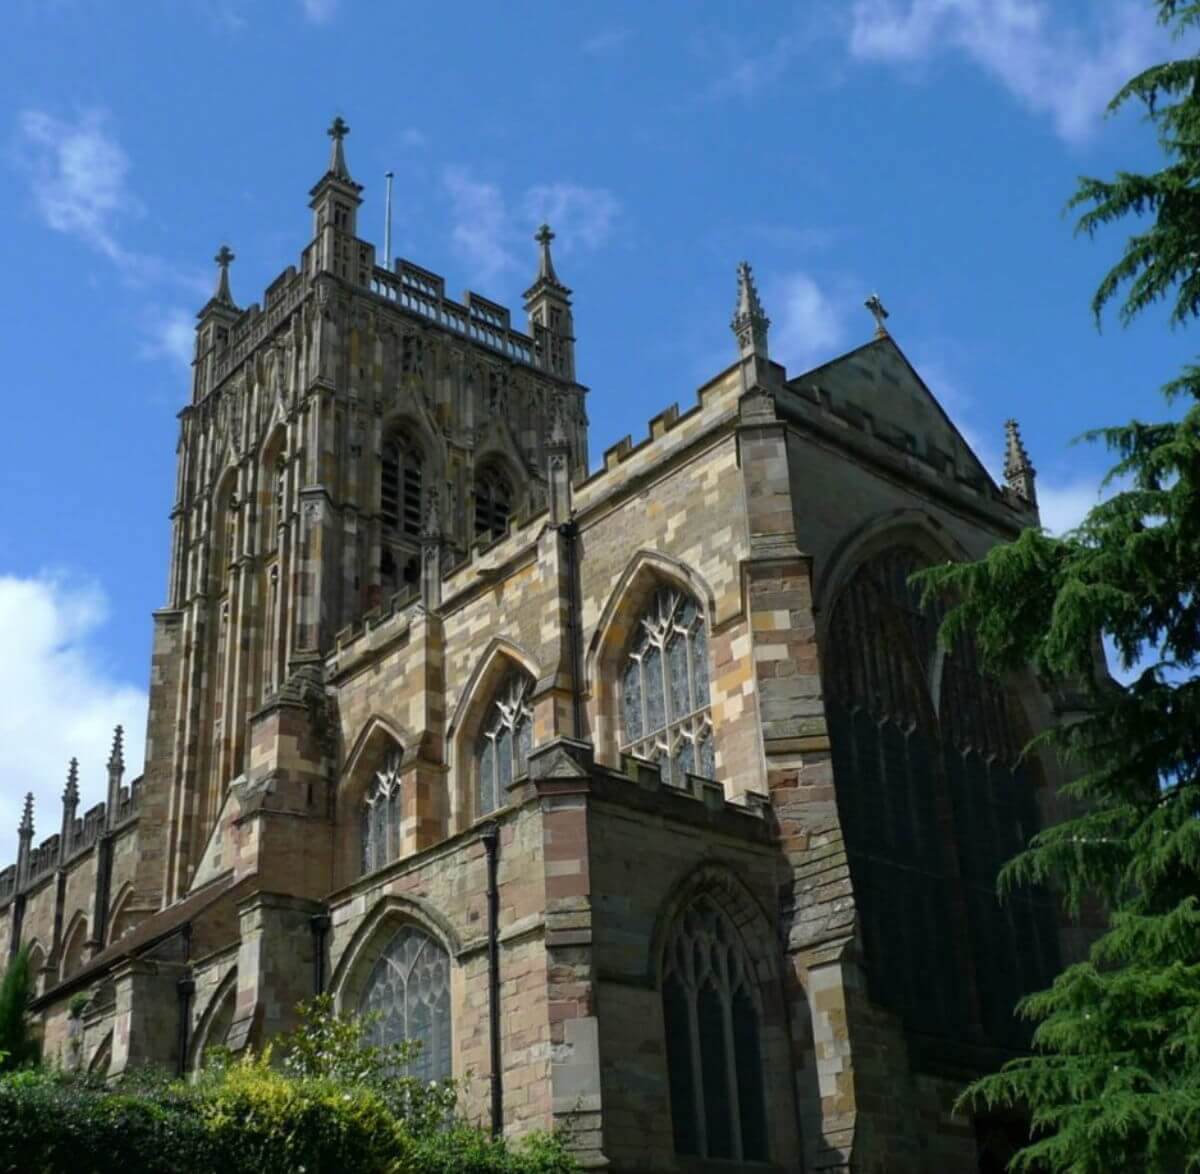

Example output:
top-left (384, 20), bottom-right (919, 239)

top-left (0, 946), bottom-right (38, 1072)
top-left (0, 999), bottom-right (579, 1174)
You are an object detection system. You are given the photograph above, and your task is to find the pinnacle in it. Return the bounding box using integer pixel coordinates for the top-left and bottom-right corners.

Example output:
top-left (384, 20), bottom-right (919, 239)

top-left (731, 261), bottom-right (770, 360)
top-left (213, 244), bottom-right (236, 306)
top-left (108, 724), bottom-right (125, 771)
top-left (1004, 418), bottom-right (1034, 478)
top-left (63, 757), bottom-right (80, 804)
top-left (326, 115), bottom-right (352, 182)
top-left (19, 792), bottom-right (34, 837)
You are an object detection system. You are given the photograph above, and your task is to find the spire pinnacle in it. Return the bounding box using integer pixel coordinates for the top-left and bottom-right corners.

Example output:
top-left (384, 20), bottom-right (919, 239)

top-left (19, 793), bottom-right (33, 838)
top-left (108, 725), bottom-right (125, 772)
top-left (1003, 418), bottom-right (1038, 507)
top-left (732, 261), bottom-right (770, 361)
top-left (213, 245), bottom-right (235, 306)
top-left (64, 758), bottom-right (80, 805)
top-left (534, 224), bottom-right (561, 287)
top-left (326, 115), bottom-right (352, 182)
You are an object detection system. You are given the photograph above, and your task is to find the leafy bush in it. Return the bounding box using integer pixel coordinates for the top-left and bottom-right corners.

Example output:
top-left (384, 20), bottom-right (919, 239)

top-left (0, 997), bottom-right (577, 1174)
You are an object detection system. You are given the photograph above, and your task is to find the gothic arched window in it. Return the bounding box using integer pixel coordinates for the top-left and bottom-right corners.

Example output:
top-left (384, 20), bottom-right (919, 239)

top-left (381, 435), bottom-right (424, 537)
top-left (359, 924), bottom-right (452, 1083)
top-left (662, 895), bottom-right (768, 1163)
top-left (476, 671), bottom-right (533, 816)
top-left (474, 467), bottom-right (512, 543)
top-left (620, 586), bottom-right (714, 785)
top-left (824, 545), bottom-right (1059, 1051)
top-left (361, 749), bottom-right (403, 876)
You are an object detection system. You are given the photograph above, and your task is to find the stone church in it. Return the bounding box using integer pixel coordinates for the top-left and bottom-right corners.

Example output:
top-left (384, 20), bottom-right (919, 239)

top-left (0, 120), bottom-right (1085, 1172)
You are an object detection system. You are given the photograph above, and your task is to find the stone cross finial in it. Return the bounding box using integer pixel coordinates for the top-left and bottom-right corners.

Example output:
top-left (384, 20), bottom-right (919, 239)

top-left (732, 261), bottom-right (770, 361)
top-left (864, 293), bottom-right (889, 338)
top-left (1003, 418), bottom-right (1038, 507)
top-left (213, 244), bottom-right (236, 305)
top-left (534, 223), bottom-right (561, 286)
top-left (63, 757), bottom-right (80, 805)
top-left (18, 793), bottom-right (34, 839)
top-left (326, 115), bottom-right (352, 180)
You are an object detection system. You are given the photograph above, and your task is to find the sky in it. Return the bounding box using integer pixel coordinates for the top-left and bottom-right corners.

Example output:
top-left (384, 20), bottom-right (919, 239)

top-left (0, 0), bottom-right (1193, 859)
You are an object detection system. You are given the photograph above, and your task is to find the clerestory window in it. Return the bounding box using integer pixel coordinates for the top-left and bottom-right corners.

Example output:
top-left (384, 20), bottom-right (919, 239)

top-left (620, 586), bottom-right (714, 785)
top-left (662, 894), bottom-right (768, 1163)
top-left (476, 671), bottom-right (533, 817)
top-left (359, 925), bottom-right (451, 1083)
top-left (361, 749), bottom-right (403, 876)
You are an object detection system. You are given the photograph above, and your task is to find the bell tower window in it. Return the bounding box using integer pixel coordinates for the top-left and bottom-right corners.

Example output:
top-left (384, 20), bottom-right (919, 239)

top-left (381, 436), bottom-right (424, 537)
top-left (474, 467), bottom-right (512, 544)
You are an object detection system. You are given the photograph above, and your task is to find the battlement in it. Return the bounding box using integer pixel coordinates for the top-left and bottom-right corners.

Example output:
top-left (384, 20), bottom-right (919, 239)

top-left (0, 728), bottom-right (140, 908)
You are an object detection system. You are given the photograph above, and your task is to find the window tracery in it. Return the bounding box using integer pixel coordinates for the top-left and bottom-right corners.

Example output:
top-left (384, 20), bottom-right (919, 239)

top-left (476, 671), bottom-right (533, 816)
top-left (359, 924), bottom-right (451, 1083)
top-left (824, 544), bottom-right (1059, 1050)
top-left (361, 749), bottom-right (403, 876)
top-left (620, 586), bottom-right (714, 785)
top-left (662, 894), bottom-right (767, 1163)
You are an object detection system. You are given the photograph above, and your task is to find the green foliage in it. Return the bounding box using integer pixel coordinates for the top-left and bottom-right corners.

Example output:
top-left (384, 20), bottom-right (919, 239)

top-left (0, 946), bottom-right (39, 1072)
top-left (912, 4), bottom-right (1200, 1169)
top-left (0, 997), bottom-right (578, 1174)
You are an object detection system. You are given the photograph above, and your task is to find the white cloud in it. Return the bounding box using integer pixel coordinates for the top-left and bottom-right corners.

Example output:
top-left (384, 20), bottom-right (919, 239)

top-left (444, 167), bottom-right (620, 288)
top-left (17, 109), bottom-right (140, 264)
top-left (0, 575), bottom-right (146, 863)
top-left (522, 183), bottom-right (620, 253)
top-left (399, 127), bottom-right (427, 149)
top-left (766, 271), bottom-right (850, 372)
top-left (444, 167), bottom-right (517, 287)
top-left (847, 0), bottom-right (1170, 142)
top-left (140, 307), bottom-right (195, 368)
top-left (1036, 476), bottom-right (1103, 536)
top-left (300, 0), bottom-right (337, 23)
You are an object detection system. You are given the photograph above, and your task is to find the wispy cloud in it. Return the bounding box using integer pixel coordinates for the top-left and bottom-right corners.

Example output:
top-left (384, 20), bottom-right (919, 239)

top-left (767, 270), bottom-right (850, 372)
top-left (17, 109), bottom-right (140, 266)
top-left (140, 307), bottom-right (195, 368)
top-left (847, 0), bottom-right (1171, 143)
top-left (522, 183), bottom-right (620, 253)
top-left (583, 27), bottom-right (632, 56)
top-left (444, 167), bottom-right (620, 288)
top-left (444, 167), bottom-right (518, 287)
top-left (300, 0), bottom-right (337, 24)
top-left (0, 574), bottom-right (146, 863)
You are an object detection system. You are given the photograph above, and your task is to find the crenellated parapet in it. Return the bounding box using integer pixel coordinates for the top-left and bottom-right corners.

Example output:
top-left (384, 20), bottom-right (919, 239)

top-left (0, 728), bottom-right (141, 911)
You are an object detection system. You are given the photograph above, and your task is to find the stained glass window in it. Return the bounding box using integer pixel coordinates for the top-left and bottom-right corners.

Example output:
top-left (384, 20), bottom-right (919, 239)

top-left (824, 545), bottom-right (1060, 1052)
top-left (620, 586), bottom-right (714, 785)
top-left (661, 895), bottom-right (768, 1162)
top-left (361, 749), bottom-right (403, 877)
top-left (359, 925), bottom-right (451, 1083)
top-left (477, 671), bottom-right (533, 816)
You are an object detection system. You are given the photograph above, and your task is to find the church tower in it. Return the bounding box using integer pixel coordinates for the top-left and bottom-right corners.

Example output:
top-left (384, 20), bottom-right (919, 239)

top-left (150, 120), bottom-right (589, 899)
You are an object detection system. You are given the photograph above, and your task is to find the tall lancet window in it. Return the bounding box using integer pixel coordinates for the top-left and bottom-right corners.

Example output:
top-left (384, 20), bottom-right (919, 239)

top-left (359, 925), bottom-right (451, 1083)
top-left (361, 749), bottom-right (403, 876)
top-left (620, 586), bottom-right (714, 785)
top-left (476, 671), bottom-right (533, 816)
top-left (381, 435), bottom-right (424, 537)
top-left (474, 466), bottom-right (512, 543)
top-left (824, 544), bottom-right (1060, 1051)
top-left (662, 895), bottom-right (768, 1163)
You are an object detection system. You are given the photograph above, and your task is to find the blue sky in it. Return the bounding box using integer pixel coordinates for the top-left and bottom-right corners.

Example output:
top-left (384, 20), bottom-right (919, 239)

top-left (0, 0), bottom-right (1191, 857)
